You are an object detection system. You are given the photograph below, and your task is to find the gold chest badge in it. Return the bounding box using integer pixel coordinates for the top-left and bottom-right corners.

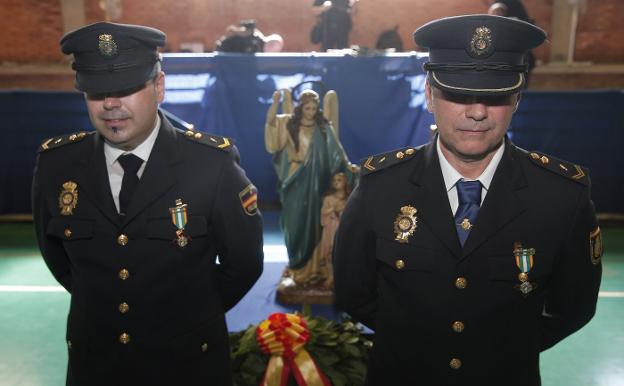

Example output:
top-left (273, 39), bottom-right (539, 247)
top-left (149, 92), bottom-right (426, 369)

top-left (394, 206), bottom-right (418, 243)
top-left (59, 181), bottom-right (78, 216)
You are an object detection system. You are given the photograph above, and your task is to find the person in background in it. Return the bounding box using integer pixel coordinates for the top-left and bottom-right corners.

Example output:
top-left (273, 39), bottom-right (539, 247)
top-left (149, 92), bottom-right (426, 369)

top-left (488, 0), bottom-right (537, 84)
top-left (375, 25), bottom-right (404, 52)
top-left (215, 19), bottom-right (266, 53)
top-left (310, 0), bottom-right (352, 51)
top-left (32, 21), bottom-right (263, 386)
top-left (263, 34), bottom-right (284, 53)
top-left (333, 14), bottom-right (602, 386)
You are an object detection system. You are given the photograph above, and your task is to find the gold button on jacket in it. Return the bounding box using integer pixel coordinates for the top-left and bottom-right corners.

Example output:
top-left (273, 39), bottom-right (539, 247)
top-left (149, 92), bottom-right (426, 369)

top-left (118, 302), bottom-right (130, 314)
top-left (118, 269), bottom-right (129, 280)
top-left (452, 321), bottom-right (465, 333)
top-left (449, 358), bottom-right (462, 370)
top-left (455, 277), bottom-right (468, 289)
top-left (117, 234), bottom-right (129, 246)
top-left (119, 333), bottom-right (130, 344)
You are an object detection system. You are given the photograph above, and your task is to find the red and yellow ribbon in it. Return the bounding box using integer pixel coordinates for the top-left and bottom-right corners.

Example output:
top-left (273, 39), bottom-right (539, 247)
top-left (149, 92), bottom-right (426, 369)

top-left (256, 313), bottom-right (331, 386)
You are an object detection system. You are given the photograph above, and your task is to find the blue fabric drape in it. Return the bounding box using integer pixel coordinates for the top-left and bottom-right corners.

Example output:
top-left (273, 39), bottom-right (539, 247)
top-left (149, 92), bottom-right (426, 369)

top-left (159, 53), bottom-right (433, 205)
top-left (1, 55), bottom-right (622, 214)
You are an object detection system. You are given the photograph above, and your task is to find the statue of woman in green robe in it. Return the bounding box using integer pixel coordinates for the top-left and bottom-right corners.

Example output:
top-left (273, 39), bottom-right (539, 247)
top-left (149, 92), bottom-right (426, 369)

top-left (265, 88), bottom-right (356, 289)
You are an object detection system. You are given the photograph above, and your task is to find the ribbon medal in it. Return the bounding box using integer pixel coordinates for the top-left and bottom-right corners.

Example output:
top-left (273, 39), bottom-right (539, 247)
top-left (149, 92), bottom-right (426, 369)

top-left (513, 242), bottom-right (536, 296)
top-left (59, 181), bottom-right (78, 216)
top-left (169, 199), bottom-right (190, 248)
top-left (394, 205), bottom-right (418, 243)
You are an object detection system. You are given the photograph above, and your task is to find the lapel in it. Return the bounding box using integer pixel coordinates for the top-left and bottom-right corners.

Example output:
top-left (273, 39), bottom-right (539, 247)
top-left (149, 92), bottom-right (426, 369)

top-left (77, 134), bottom-right (120, 226)
top-left (461, 139), bottom-right (528, 259)
top-left (121, 116), bottom-right (182, 226)
top-left (408, 140), bottom-right (462, 259)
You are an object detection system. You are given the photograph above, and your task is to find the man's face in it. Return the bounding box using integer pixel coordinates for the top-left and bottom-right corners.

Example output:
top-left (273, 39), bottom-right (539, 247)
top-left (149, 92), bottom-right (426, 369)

top-left (425, 81), bottom-right (518, 162)
top-left (85, 71), bottom-right (165, 151)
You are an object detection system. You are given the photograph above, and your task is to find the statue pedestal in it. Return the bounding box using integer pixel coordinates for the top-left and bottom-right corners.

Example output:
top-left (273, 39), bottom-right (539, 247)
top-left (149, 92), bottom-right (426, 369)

top-left (276, 275), bottom-right (334, 305)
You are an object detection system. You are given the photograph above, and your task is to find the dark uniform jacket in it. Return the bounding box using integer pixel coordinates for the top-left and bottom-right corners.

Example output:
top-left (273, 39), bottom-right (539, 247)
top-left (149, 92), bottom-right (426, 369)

top-left (333, 137), bottom-right (602, 386)
top-left (32, 115), bottom-right (264, 386)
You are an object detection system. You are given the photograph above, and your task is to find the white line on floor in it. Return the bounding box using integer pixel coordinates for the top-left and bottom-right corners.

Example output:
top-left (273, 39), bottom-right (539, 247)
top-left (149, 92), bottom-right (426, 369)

top-left (1, 286), bottom-right (623, 297)
top-left (0, 285), bottom-right (66, 292)
top-left (598, 291), bottom-right (624, 298)
top-left (263, 245), bottom-right (288, 262)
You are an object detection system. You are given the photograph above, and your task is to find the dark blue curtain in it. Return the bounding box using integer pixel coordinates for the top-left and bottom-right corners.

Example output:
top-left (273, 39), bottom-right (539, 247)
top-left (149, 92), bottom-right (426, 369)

top-left (160, 53), bottom-right (433, 205)
top-left (1, 54), bottom-right (622, 214)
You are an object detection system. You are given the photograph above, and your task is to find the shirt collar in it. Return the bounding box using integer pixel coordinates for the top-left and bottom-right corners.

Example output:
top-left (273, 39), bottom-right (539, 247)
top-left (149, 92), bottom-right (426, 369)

top-left (104, 113), bottom-right (161, 166)
top-left (436, 136), bottom-right (505, 191)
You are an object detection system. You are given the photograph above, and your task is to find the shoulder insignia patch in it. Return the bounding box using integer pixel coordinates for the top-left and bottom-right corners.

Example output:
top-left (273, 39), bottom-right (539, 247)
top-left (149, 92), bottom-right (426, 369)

top-left (589, 226), bottom-right (603, 265)
top-left (38, 131), bottom-right (90, 153)
top-left (527, 151), bottom-right (589, 186)
top-left (181, 129), bottom-right (232, 152)
top-left (239, 184), bottom-right (258, 216)
top-left (361, 147), bottom-right (420, 176)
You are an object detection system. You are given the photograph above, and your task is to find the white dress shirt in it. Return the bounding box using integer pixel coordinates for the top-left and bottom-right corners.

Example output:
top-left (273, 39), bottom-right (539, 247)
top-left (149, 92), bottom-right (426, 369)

top-left (103, 114), bottom-right (161, 213)
top-left (436, 136), bottom-right (505, 216)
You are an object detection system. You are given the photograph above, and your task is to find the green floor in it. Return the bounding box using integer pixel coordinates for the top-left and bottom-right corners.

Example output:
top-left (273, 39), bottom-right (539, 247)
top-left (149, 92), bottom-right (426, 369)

top-left (1, 224), bottom-right (623, 386)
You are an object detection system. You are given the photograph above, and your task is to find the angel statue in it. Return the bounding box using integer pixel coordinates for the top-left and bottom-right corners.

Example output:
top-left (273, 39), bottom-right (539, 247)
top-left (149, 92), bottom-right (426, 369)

top-left (265, 86), bottom-right (357, 302)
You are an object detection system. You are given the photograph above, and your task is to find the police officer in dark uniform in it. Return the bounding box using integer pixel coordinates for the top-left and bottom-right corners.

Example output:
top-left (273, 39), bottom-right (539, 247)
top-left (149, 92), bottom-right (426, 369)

top-left (32, 22), bottom-right (263, 386)
top-left (333, 15), bottom-right (602, 386)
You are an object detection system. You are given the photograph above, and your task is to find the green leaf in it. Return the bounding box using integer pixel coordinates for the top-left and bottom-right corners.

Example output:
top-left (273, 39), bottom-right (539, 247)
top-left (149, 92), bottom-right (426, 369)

top-left (323, 367), bottom-right (348, 386)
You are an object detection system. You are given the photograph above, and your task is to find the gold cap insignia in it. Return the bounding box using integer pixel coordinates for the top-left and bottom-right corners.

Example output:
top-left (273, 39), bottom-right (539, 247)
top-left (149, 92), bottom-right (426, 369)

top-left (59, 181), bottom-right (78, 216)
top-left (98, 34), bottom-right (118, 58)
top-left (470, 26), bottom-right (492, 56)
top-left (394, 205), bottom-right (418, 243)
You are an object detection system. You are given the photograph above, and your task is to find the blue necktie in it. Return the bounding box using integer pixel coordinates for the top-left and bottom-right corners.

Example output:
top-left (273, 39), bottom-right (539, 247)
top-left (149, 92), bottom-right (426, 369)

top-left (118, 153), bottom-right (143, 215)
top-left (454, 180), bottom-right (482, 246)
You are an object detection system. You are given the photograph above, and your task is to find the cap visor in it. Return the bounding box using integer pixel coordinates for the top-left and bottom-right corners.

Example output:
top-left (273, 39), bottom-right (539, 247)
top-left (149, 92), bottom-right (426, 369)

top-left (429, 70), bottom-right (524, 96)
top-left (75, 64), bottom-right (156, 95)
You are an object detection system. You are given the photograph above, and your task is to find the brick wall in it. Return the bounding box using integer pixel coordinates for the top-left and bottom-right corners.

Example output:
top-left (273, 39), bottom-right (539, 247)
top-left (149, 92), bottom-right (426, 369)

top-left (0, 0), bottom-right (64, 62)
top-left (1, 0), bottom-right (623, 64)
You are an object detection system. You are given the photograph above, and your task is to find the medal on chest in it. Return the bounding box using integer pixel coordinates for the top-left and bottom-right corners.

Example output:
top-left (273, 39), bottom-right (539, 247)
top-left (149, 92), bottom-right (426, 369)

top-left (169, 199), bottom-right (191, 248)
top-left (513, 242), bottom-right (537, 296)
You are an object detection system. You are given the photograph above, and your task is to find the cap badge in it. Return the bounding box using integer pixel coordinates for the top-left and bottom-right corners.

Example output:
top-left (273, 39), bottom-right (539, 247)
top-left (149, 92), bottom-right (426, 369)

top-left (98, 34), bottom-right (118, 58)
top-left (169, 198), bottom-right (190, 248)
top-left (394, 205), bottom-right (418, 243)
top-left (59, 181), bottom-right (78, 216)
top-left (470, 26), bottom-right (492, 57)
